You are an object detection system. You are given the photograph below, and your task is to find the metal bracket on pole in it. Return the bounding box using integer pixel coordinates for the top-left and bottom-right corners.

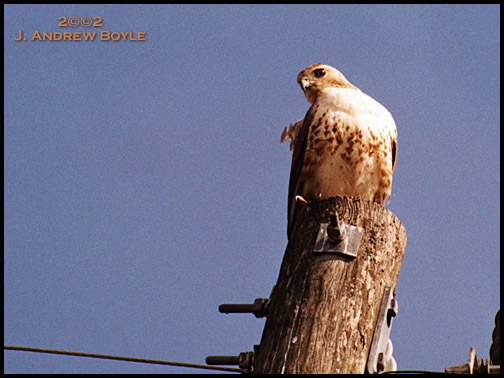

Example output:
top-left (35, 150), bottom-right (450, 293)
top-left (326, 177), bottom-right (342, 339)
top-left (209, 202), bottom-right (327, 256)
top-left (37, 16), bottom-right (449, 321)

top-left (313, 211), bottom-right (363, 257)
top-left (367, 287), bottom-right (398, 373)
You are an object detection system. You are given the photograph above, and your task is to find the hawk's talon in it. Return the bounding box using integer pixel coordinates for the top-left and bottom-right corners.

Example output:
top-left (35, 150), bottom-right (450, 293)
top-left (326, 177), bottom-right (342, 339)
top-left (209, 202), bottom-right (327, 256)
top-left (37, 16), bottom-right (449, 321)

top-left (295, 195), bottom-right (308, 204)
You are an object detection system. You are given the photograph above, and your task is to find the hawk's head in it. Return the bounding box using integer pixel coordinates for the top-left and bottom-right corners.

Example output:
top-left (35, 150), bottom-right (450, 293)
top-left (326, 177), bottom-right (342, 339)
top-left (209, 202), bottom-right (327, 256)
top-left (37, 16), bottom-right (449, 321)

top-left (297, 63), bottom-right (360, 104)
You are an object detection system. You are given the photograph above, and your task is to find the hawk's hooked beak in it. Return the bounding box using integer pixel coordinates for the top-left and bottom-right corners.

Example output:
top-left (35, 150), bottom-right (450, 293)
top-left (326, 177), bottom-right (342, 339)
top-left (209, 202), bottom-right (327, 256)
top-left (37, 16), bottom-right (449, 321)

top-left (299, 76), bottom-right (316, 104)
top-left (299, 76), bottom-right (311, 92)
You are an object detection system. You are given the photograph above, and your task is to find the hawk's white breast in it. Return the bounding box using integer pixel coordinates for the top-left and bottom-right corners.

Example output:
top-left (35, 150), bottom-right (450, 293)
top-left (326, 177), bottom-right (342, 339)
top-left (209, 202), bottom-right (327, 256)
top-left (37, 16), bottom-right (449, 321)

top-left (302, 87), bottom-right (397, 203)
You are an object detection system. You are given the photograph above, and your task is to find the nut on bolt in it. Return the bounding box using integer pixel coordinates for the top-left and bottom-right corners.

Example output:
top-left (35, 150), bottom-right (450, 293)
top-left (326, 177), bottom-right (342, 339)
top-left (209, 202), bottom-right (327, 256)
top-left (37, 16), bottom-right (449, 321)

top-left (326, 211), bottom-right (346, 244)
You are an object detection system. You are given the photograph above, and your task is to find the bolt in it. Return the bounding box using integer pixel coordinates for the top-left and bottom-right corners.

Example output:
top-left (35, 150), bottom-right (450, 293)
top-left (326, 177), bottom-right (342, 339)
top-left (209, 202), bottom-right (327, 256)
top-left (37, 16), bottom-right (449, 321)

top-left (326, 211), bottom-right (346, 244)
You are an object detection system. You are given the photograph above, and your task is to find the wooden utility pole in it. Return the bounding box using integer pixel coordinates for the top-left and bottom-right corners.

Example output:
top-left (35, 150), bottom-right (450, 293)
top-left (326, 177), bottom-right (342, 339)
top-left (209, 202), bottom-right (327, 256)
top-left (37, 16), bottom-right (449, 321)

top-left (253, 196), bottom-right (407, 374)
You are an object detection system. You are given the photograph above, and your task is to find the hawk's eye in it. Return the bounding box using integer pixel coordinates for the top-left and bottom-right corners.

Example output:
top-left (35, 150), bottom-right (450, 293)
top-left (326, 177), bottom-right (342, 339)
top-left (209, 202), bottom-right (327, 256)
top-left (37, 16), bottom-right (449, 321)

top-left (313, 68), bottom-right (326, 78)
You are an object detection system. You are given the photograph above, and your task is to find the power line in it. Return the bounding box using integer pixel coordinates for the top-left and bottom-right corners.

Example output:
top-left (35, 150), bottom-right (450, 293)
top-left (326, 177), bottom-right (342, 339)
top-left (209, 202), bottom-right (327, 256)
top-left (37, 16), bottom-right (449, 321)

top-left (4, 345), bottom-right (247, 374)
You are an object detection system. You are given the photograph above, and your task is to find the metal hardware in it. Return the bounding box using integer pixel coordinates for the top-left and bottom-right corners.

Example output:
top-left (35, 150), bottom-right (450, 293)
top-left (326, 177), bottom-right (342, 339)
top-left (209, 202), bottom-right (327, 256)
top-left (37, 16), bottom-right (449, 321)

top-left (313, 211), bottom-right (363, 257)
top-left (367, 287), bottom-right (398, 373)
top-left (326, 211), bottom-right (347, 243)
top-left (206, 355), bottom-right (241, 366)
top-left (206, 351), bottom-right (253, 371)
top-left (445, 347), bottom-right (501, 374)
top-left (206, 345), bottom-right (259, 372)
top-left (218, 298), bottom-right (270, 318)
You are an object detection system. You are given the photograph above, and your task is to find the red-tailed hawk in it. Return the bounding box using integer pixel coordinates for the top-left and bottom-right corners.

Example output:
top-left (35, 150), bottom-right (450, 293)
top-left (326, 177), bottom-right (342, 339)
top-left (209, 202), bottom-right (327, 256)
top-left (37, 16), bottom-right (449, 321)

top-left (281, 63), bottom-right (397, 239)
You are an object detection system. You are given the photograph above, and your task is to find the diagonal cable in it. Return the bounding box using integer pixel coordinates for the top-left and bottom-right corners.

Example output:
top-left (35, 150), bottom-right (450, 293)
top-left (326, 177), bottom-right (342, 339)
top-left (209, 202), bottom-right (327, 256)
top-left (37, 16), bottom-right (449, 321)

top-left (4, 345), bottom-right (247, 373)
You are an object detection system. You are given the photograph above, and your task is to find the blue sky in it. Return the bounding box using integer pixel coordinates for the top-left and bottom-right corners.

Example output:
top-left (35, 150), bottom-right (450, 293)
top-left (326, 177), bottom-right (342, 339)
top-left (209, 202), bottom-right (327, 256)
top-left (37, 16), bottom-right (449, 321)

top-left (4, 4), bottom-right (500, 374)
